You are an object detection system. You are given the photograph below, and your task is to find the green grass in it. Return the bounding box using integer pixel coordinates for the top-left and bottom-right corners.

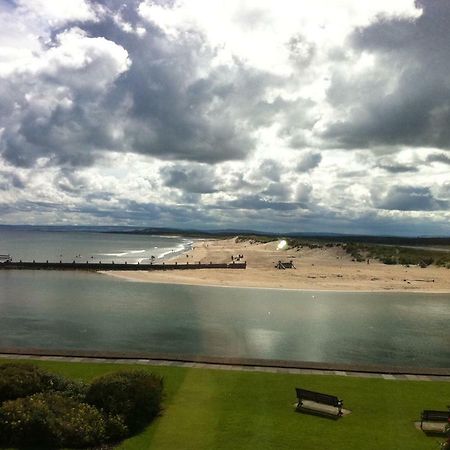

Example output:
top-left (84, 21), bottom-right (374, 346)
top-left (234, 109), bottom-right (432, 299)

top-left (1, 359), bottom-right (449, 449)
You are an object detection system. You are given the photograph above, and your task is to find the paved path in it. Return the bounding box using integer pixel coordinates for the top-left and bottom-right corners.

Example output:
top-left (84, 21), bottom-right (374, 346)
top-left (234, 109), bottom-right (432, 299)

top-left (1, 353), bottom-right (449, 382)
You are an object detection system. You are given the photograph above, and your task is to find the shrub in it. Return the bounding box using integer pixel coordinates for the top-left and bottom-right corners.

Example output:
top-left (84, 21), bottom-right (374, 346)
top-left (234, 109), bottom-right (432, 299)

top-left (86, 370), bottom-right (163, 431)
top-left (381, 257), bottom-right (397, 265)
top-left (0, 392), bottom-right (127, 448)
top-left (398, 256), bottom-right (416, 265)
top-left (0, 363), bottom-right (86, 404)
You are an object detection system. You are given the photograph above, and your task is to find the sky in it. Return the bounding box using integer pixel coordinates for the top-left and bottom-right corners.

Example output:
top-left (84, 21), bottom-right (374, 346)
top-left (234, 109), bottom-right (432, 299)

top-left (0, 0), bottom-right (449, 235)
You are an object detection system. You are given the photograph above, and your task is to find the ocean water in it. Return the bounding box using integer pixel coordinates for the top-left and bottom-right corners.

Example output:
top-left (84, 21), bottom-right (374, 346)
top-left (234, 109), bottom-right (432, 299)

top-left (0, 229), bottom-right (193, 264)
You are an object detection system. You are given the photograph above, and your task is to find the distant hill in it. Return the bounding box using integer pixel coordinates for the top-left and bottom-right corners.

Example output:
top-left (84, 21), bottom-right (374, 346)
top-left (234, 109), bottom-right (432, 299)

top-left (1, 224), bottom-right (449, 246)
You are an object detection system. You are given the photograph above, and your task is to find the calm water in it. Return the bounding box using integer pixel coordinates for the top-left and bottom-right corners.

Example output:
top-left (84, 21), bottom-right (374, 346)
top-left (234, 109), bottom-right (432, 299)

top-left (0, 270), bottom-right (449, 368)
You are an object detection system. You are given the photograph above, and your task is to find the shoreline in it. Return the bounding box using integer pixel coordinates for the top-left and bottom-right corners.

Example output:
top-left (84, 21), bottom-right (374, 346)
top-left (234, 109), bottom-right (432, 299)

top-left (98, 237), bottom-right (450, 293)
top-left (98, 270), bottom-right (450, 293)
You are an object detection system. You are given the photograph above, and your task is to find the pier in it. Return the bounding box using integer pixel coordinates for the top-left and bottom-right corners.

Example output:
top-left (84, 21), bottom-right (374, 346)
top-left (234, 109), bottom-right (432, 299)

top-left (0, 260), bottom-right (246, 271)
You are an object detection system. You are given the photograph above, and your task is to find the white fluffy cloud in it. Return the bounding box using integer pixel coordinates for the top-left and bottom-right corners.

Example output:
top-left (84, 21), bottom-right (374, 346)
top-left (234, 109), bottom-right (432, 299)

top-left (138, 0), bottom-right (420, 73)
top-left (15, 0), bottom-right (100, 29)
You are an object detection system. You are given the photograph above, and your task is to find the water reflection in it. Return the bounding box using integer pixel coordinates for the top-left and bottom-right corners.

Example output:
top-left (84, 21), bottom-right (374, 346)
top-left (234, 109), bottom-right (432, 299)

top-left (0, 271), bottom-right (449, 368)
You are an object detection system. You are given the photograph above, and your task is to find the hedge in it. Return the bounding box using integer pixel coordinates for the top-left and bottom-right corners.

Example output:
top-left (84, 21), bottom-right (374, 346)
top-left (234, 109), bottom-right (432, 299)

top-left (0, 363), bottom-right (164, 447)
top-left (0, 363), bottom-right (86, 404)
top-left (0, 392), bottom-right (127, 447)
top-left (86, 370), bottom-right (164, 431)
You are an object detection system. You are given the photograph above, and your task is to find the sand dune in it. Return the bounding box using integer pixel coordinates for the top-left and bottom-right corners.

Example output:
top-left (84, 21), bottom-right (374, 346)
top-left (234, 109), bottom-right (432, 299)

top-left (102, 238), bottom-right (450, 292)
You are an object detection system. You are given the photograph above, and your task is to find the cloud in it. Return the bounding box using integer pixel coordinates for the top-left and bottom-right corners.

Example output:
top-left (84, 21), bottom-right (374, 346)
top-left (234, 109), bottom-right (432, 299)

top-left (323, 1), bottom-right (450, 151)
top-left (258, 159), bottom-right (283, 182)
top-left (55, 169), bottom-right (88, 194)
top-left (0, 4), bottom-right (283, 168)
top-left (373, 185), bottom-right (449, 211)
top-left (296, 151), bottom-right (322, 172)
top-left (16, 0), bottom-right (99, 26)
top-left (0, 171), bottom-right (25, 190)
top-left (377, 162), bottom-right (418, 173)
top-left (295, 182), bottom-right (312, 204)
top-left (262, 182), bottom-right (292, 201)
top-left (160, 163), bottom-right (220, 193)
top-left (426, 153), bottom-right (450, 165)
top-left (287, 34), bottom-right (316, 68)
top-left (0, 0), bottom-right (449, 235)
top-left (0, 26), bottom-right (130, 167)
top-left (224, 194), bottom-right (299, 211)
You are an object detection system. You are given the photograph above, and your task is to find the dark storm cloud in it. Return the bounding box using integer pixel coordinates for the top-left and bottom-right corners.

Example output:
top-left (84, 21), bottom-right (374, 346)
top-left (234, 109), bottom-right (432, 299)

top-left (79, 2), bottom-right (287, 162)
top-left (373, 185), bottom-right (449, 211)
top-left (160, 164), bottom-right (220, 193)
top-left (323, 0), bottom-right (450, 150)
top-left (0, 1), bottom-right (282, 168)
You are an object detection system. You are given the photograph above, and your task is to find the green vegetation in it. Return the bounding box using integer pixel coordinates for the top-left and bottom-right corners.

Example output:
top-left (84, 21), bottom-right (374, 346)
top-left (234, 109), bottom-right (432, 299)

top-left (236, 235), bottom-right (277, 244)
top-left (342, 243), bottom-right (450, 267)
top-left (0, 363), bottom-right (86, 403)
top-left (286, 237), bottom-right (338, 250)
top-left (86, 370), bottom-right (163, 432)
top-left (0, 392), bottom-right (124, 448)
top-left (243, 233), bottom-right (450, 267)
top-left (1, 359), bottom-right (449, 450)
top-left (0, 363), bottom-right (163, 448)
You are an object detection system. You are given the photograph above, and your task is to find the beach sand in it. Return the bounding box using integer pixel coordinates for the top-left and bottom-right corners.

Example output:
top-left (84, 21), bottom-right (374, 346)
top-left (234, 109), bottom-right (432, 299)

top-left (101, 238), bottom-right (450, 292)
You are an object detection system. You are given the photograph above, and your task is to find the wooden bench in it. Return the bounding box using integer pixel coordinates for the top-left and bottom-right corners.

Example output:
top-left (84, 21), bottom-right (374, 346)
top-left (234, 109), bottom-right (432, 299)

top-left (420, 410), bottom-right (450, 432)
top-left (295, 388), bottom-right (343, 417)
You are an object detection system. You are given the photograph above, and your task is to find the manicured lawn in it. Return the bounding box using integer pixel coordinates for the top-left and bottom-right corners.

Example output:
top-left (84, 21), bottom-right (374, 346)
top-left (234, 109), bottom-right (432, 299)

top-left (1, 359), bottom-right (449, 450)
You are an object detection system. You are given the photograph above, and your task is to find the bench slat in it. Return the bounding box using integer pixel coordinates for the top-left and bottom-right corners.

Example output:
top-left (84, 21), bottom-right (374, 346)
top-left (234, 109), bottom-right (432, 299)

top-left (296, 388), bottom-right (343, 409)
top-left (421, 410), bottom-right (450, 422)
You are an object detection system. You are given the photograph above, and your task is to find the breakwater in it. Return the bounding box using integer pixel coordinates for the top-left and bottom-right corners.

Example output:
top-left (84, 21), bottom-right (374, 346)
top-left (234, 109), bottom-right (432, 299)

top-left (0, 261), bottom-right (246, 271)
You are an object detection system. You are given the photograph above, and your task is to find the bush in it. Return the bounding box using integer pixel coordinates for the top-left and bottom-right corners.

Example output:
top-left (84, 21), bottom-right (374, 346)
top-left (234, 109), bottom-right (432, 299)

top-left (0, 363), bottom-right (86, 404)
top-left (86, 370), bottom-right (163, 431)
top-left (0, 392), bottom-right (127, 448)
top-left (398, 256), bottom-right (416, 265)
top-left (381, 257), bottom-right (397, 265)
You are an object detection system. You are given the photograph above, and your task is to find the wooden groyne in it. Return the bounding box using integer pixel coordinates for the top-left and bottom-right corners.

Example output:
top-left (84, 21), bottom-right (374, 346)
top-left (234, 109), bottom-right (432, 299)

top-left (0, 261), bottom-right (246, 271)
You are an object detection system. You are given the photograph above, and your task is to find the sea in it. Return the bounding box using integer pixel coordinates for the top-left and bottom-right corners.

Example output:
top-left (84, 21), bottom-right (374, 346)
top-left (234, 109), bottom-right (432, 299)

top-left (0, 227), bottom-right (193, 264)
top-left (0, 227), bottom-right (449, 369)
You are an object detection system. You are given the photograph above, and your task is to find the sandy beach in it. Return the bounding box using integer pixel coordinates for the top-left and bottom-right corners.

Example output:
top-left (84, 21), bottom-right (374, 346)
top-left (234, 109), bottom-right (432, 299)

top-left (101, 238), bottom-right (450, 292)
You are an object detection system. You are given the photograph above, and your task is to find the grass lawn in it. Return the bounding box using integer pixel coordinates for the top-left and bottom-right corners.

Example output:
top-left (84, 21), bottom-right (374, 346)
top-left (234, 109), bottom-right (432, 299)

top-left (1, 358), bottom-right (449, 450)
